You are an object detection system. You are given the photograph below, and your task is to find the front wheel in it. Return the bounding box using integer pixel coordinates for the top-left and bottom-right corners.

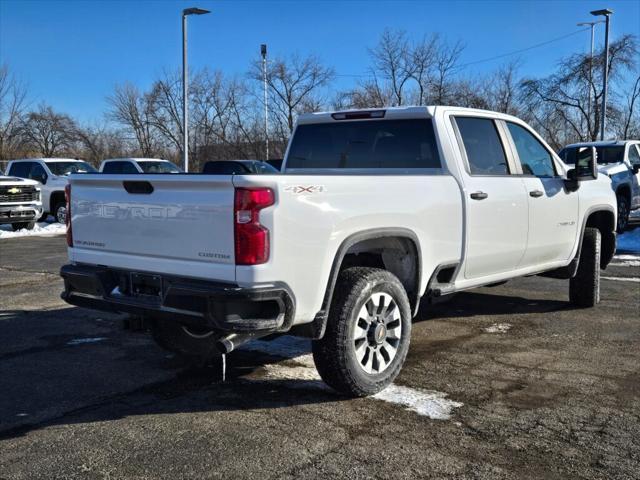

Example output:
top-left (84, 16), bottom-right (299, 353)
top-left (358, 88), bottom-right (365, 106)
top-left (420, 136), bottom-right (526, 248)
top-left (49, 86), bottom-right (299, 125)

top-left (616, 194), bottom-right (629, 233)
top-left (11, 222), bottom-right (35, 231)
top-left (312, 267), bottom-right (412, 397)
top-left (569, 227), bottom-right (601, 308)
top-left (53, 202), bottom-right (67, 224)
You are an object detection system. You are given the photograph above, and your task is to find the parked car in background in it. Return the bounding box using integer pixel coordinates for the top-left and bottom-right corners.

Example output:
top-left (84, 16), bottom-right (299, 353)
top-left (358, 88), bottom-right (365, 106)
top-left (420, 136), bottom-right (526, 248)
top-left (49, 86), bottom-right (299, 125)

top-left (5, 158), bottom-right (96, 223)
top-left (559, 140), bottom-right (640, 232)
top-left (202, 160), bottom-right (279, 174)
top-left (0, 175), bottom-right (42, 231)
top-left (61, 106), bottom-right (616, 397)
top-left (99, 158), bottom-right (182, 174)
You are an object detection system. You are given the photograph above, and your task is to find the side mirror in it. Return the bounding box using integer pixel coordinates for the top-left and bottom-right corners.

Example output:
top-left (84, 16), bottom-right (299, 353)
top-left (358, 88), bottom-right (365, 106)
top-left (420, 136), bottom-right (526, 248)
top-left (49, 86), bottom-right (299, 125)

top-left (633, 163), bottom-right (640, 174)
top-left (564, 146), bottom-right (597, 192)
top-left (35, 173), bottom-right (48, 184)
top-left (575, 146), bottom-right (598, 180)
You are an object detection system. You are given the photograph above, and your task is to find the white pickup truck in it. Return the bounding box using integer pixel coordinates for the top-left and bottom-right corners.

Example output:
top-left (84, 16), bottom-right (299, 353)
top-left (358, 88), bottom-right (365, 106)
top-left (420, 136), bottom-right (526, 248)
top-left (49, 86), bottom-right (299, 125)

top-left (60, 106), bottom-right (617, 397)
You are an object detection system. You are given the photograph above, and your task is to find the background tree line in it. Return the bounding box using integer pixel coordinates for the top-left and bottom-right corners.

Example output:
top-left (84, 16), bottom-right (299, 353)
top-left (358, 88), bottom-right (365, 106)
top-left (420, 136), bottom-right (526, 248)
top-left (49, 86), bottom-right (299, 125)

top-left (1, 29), bottom-right (638, 171)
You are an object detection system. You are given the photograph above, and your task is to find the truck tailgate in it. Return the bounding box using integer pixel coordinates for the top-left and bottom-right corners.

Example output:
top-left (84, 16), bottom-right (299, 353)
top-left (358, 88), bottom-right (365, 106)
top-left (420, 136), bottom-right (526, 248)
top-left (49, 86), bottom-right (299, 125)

top-left (68, 174), bottom-right (236, 282)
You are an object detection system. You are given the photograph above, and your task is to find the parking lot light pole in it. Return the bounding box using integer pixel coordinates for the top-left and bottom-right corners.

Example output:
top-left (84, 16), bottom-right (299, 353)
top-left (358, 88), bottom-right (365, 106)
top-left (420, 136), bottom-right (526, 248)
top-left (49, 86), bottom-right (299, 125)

top-left (590, 8), bottom-right (613, 141)
top-left (261, 44), bottom-right (269, 162)
top-left (182, 7), bottom-right (210, 172)
top-left (577, 21), bottom-right (604, 137)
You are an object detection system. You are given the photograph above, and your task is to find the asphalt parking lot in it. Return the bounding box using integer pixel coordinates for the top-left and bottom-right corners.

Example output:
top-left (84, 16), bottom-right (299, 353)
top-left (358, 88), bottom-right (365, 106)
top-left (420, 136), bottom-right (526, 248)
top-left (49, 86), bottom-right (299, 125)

top-left (1, 234), bottom-right (639, 479)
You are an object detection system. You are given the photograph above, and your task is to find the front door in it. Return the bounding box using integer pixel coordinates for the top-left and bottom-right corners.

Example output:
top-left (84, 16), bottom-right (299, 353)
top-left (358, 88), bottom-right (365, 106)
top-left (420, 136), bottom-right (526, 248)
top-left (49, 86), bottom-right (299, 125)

top-left (506, 122), bottom-right (579, 267)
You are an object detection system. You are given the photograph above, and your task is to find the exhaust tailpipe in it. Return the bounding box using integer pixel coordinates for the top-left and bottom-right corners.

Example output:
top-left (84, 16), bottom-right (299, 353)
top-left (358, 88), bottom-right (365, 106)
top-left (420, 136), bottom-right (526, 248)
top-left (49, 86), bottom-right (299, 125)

top-left (216, 332), bottom-right (268, 354)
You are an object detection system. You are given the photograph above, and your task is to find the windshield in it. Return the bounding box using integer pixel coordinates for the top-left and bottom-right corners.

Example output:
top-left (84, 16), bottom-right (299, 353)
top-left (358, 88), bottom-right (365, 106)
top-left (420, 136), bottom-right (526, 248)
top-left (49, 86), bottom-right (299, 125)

top-left (137, 161), bottom-right (181, 173)
top-left (559, 146), bottom-right (625, 165)
top-left (45, 161), bottom-right (97, 175)
top-left (286, 119), bottom-right (441, 169)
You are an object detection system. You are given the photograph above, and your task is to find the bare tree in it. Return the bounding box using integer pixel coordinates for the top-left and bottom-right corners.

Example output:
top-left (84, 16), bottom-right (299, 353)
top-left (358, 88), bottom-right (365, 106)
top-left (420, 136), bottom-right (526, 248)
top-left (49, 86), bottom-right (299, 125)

top-left (107, 83), bottom-right (157, 156)
top-left (410, 34), bottom-right (438, 105)
top-left (431, 38), bottom-right (465, 104)
top-left (0, 64), bottom-right (29, 159)
top-left (368, 29), bottom-right (414, 106)
top-left (521, 34), bottom-right (638, 141)
top-left (251, 54), bottom-right (334, 134)
top-left (75, 123), bottom-right (129, 165)
top-left (619, 75), bottom-right (640, 139)
top-left (21, 104), bottom-right (77, 157)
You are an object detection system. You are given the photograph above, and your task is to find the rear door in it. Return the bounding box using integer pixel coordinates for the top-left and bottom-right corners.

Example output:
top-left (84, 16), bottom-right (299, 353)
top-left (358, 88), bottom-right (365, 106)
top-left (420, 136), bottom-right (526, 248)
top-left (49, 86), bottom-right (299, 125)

top-left (452, 116), bottom-right (529, 279)
top-left (505, 121), bottom-right (578, 267)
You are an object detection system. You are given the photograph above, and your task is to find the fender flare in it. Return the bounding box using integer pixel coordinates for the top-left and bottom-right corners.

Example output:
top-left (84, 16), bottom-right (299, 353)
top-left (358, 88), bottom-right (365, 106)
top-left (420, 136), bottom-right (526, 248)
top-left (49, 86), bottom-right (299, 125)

top-left (292, 227), bottom-right (422, 339)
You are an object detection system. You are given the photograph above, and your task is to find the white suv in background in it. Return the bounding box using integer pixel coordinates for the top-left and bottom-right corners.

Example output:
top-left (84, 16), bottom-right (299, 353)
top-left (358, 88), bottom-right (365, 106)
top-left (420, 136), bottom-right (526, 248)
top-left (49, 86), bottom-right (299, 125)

top-left (99, 158), bottom-right (182, 174)
top-left (5, 158), bottom-right (97, 223)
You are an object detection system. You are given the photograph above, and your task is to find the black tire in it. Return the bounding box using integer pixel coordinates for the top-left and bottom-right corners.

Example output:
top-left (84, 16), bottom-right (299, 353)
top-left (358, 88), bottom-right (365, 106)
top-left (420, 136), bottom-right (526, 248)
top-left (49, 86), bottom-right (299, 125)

top-left (11, 222), bottom-right (35, 231)
top-left (151, 318), bottom-right (220, 366)
top-left (312, 267), bottom-right (412, 397)
top-left (616, 194), bottom-right (629, 233)
top-left (53, 202), bottom-right (67, 224)
top-left (569, 227), bottom-right (601, 308)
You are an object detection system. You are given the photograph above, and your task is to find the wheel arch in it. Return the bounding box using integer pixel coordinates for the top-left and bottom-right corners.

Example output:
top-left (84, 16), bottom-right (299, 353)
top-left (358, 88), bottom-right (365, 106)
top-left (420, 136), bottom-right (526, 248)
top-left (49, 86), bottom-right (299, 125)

top-left (49, 190), bottom-right (66, 213)
top-left (582, 206), bottom-right (616, 269)
top-left (292, 228), bottom-right (422, 339)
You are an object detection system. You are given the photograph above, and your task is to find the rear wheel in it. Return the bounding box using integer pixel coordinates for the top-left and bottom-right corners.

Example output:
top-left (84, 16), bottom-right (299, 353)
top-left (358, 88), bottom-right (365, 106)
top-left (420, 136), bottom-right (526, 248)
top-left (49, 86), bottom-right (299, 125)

top-left (616, 194), bottom-right (629, 233)
top-left (151, 318), bottom-right (220, 366)
top-left (11, 222), bottom-right (35, 231)
top-left (312, 267), bottom-right (411, 397)
top-left (569, 227), bottom-right (601, 308)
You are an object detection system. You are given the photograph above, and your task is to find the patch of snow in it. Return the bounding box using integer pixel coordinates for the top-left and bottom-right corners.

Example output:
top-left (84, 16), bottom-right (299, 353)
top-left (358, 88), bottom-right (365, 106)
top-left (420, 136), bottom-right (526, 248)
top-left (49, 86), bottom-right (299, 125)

top-left (610, 255), bottom-right (640, 267)
top-left (483, 323), bottom-right (512, 334)
top-left (242, 336), bottom-right (463, 420)
top-left (66, 337), bottom-right (107, 346)
top-left (617, 228), bottom-right (640, 254)
top-left (0, 221), bottom-right (66, 239)
top-left (601, 276), bottom-right (640, 283)
top-left (373, 385), bottom-right (463, 420)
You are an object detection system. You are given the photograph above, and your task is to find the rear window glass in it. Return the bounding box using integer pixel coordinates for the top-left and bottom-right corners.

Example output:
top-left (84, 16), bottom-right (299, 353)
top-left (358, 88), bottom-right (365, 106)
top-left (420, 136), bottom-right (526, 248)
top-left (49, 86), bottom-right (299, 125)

top-left (138, 161), bottom-right (181, 173)
top-left (560, 146), bottom-right (625, 165)
top-left (455, 117), bottom-right (509, 175)
top-left (286, 119), bottom-right (441, 169)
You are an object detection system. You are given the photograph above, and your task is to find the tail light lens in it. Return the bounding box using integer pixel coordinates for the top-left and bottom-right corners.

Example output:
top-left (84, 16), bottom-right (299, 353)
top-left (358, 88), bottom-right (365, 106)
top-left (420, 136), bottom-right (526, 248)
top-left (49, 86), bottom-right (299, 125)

top-left (234, 187), bottom-right (274, 265)
top-left (65, 184), bottom-right (73, 247)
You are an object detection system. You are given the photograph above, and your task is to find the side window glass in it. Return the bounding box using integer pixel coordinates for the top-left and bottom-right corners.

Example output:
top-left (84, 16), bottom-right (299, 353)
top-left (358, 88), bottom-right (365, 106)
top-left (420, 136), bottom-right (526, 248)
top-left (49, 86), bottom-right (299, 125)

top-left (29, 163), bottom-right (46, 180)
top-left (102, 162), bottom-right (121, 174)
top-left (455, 117), bottom-right (509, 175)
top-left (628, 145), bottom-right (640, 165)
top-left (121, 162), bottom-right (139, 174)
top-left (507, 122), bottom-right (556, 177)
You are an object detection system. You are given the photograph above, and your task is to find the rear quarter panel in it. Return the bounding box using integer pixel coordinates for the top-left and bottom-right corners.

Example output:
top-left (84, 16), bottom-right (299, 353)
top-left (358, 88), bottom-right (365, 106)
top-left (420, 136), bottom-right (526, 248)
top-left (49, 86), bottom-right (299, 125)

top-left (233, 174), bottom-right (463, 324)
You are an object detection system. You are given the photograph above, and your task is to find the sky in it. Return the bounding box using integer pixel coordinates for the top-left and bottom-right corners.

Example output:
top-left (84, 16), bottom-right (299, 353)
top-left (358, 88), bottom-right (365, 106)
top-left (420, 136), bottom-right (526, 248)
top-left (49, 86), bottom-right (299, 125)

top-left (1, 0), bottom-right (639, 123)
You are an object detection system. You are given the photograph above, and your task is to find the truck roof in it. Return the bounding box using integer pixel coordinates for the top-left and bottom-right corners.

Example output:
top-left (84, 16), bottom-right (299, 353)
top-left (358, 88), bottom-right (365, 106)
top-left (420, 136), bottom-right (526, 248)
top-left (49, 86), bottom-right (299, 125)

top-left (296, 105), bottom-right (524, 125)
top-left (102, 158), bottom-right (171, 163)
top-left (564, 140), bottom-right (639, 148)
top-left (8, 158), bottom-right (84, 163)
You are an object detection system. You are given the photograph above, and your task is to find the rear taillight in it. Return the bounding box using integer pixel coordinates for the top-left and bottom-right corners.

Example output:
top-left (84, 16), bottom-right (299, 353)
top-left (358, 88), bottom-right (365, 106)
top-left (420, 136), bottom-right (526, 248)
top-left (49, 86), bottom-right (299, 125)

top-left (234, 187), bottom-right (274, 265)
top-left (65, 184), bottom-right (72, 247)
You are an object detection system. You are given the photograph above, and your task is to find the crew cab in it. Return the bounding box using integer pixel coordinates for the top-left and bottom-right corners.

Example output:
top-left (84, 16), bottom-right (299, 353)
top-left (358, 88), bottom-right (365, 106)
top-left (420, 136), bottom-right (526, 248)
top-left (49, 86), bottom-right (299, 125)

top-left (5, 158), bottom-right (96, 223)
top-left (99, 158), bottom-right (182, 174)
top-left (60, 106), bottom-right (617, 397)
top-left (559, 140), bottom-right (640, 232)
top-left (0, 176), bottom-right (42, 231)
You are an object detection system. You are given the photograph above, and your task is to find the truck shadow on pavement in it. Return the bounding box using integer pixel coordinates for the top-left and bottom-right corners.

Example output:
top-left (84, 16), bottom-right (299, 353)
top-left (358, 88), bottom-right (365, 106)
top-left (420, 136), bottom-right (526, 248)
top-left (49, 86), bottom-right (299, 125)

top-left (0, 287), bottom-right (572, 440)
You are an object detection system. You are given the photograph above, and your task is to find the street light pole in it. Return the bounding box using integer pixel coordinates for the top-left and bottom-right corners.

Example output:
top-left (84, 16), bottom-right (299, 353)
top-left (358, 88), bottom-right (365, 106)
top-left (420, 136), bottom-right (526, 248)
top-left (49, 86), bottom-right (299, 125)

top-left (182, 7), bottom-right (210, 173)
top-left (577, 21), bottom-right (604, 138)
top-left (261, 44), bottom-right (269, 162)
top-left (591, 8), bottom-right (613, 141)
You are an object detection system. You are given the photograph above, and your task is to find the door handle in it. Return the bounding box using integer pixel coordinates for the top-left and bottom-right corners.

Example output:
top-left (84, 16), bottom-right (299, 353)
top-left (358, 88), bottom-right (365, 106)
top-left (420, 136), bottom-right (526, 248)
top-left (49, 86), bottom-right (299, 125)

top-left (529, 190), bottom-right (544, 198)
top-left (470, 191), bottom-right (488, 200)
